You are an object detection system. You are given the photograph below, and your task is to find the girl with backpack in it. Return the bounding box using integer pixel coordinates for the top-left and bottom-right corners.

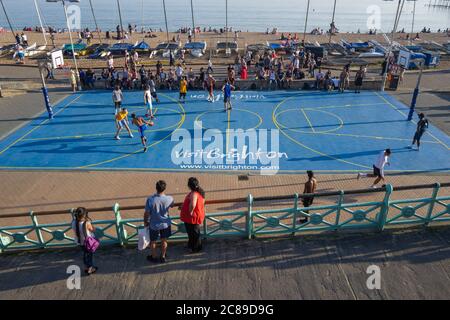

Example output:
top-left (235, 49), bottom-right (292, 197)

top-left (72, 207), bottom-right (99, 275)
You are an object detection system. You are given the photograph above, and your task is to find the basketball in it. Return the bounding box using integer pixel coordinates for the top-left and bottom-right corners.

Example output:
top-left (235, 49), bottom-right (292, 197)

top-left (149, 121), bottom-right (154, 126)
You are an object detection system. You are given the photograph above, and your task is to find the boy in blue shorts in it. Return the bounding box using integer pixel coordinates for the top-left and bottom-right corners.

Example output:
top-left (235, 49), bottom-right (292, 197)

top-left (131, 113), bottom-right (154, 152)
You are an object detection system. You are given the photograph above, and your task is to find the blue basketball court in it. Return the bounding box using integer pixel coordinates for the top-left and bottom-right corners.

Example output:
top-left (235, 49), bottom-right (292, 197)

top-left (0, 90), bottom-right (448, 173)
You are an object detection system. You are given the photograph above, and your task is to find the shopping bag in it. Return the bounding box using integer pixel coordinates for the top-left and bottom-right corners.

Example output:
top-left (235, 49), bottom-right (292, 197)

top-left (138, 227), bottom-right (150, 251)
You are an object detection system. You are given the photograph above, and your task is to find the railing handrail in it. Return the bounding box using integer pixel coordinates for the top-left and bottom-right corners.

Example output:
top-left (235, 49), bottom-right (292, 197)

top-left (1, 182), bottom-right (448, 220)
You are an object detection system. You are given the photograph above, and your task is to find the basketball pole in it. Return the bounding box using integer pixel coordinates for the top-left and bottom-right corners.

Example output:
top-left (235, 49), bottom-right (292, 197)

top-left (61, 0), bottom-right (82, 91)
top-left (38, 62), bottom-right (54, 119)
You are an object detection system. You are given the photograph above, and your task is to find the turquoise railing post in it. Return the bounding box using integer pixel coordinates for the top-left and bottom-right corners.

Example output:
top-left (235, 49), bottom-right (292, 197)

top-left (425, 183), bottom-right (440, 226)
top-left (292, 193), bottom-right (299, 236)
top-left (113, 203), bottom-right (125, 246)
top-left (246, 194), bottom-right (253, 240)
top-left (30, 211), bottom-right (44, 248)
top-left (334, 191), bottom-right (344, 231)
top-left (203, 216), bottom-right (208, 240)
top-left (377, 184), bottom-right (393, 232)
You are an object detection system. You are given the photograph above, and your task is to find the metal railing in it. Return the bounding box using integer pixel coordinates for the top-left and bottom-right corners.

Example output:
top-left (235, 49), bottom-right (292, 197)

top-left (0, 183), bottom-right (449, 253)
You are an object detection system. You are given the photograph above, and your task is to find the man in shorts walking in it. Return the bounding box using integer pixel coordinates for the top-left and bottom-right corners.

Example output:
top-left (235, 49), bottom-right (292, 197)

top-left (357, 149), bottom-right (392, 188)
top-left (410, 113), bottom-right (429, 151)
top-left (144, 180), bottom-right (174, 263)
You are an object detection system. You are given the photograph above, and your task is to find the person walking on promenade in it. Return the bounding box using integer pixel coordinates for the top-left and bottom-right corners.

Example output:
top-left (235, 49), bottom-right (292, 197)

top-left (72, 207), bottom-right (98, 275)
top-left (410, 113), bottom-right (429, 151)
top-left (354, 66), bottom-right (365, 93)
top-left (144, 180), bottom-right (174, 263)
top-left (180, 177), bottom-right (206, 253)
top-left (357, 149), bottom-right (392, 188)
top-left (300, 171), bottom-right (318, 224)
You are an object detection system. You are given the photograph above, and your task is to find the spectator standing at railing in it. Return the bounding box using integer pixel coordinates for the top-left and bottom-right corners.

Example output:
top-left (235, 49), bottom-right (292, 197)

top-left (300, 171), bottom-right (317, 224)
top-left (72, 207), bottom-right (98, 275)
top-left (180, 177), bottom-right (206, 253)
top-left (144, 180), bottom-right (174, 263)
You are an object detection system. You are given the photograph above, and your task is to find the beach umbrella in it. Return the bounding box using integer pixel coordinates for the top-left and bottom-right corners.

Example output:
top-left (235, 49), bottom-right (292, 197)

top-left (0, 0), bottom-right (16, 39)
top-left (88, 0), bottom-right (103, 43)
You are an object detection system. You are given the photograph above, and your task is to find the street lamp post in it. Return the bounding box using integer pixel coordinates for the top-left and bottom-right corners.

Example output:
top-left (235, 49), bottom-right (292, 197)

top-left (162, 0), bottom-right (170, 43)
top-left (408, 0), bottom-right (417, 44)
top-left (47, 0), bottom-right (82, 91)
top-left (88, 0), bottom-right (103, 43)
top-left (0, 0), bottom-right (16, 39)
top-left (303, 0), bottom-right (311, 44)
top-left (329, 0), bottom-right (337, 44)
top-left (190, 0), bottom-right (196, 41)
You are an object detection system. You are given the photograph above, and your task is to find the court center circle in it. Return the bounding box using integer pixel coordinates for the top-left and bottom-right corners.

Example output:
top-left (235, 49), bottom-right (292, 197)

top-left (195, 108), bottom-right (263, 131)
top-left (275, 108), bottom-right (344, 134)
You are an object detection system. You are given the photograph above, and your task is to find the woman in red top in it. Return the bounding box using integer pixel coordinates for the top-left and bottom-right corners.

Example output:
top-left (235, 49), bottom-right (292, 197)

top-left (180, 177), bottom-right (206, 253)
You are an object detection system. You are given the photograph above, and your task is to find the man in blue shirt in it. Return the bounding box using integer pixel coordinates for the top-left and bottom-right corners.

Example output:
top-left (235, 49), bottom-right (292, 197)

top-left (144, 180), bottom-right (174, 263)
top-left (222, 80), bottom-right (235, 112)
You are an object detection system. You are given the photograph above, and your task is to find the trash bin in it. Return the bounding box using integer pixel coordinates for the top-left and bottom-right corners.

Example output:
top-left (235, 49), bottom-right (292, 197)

top-left (389, 75), bottom-right (400, 90)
